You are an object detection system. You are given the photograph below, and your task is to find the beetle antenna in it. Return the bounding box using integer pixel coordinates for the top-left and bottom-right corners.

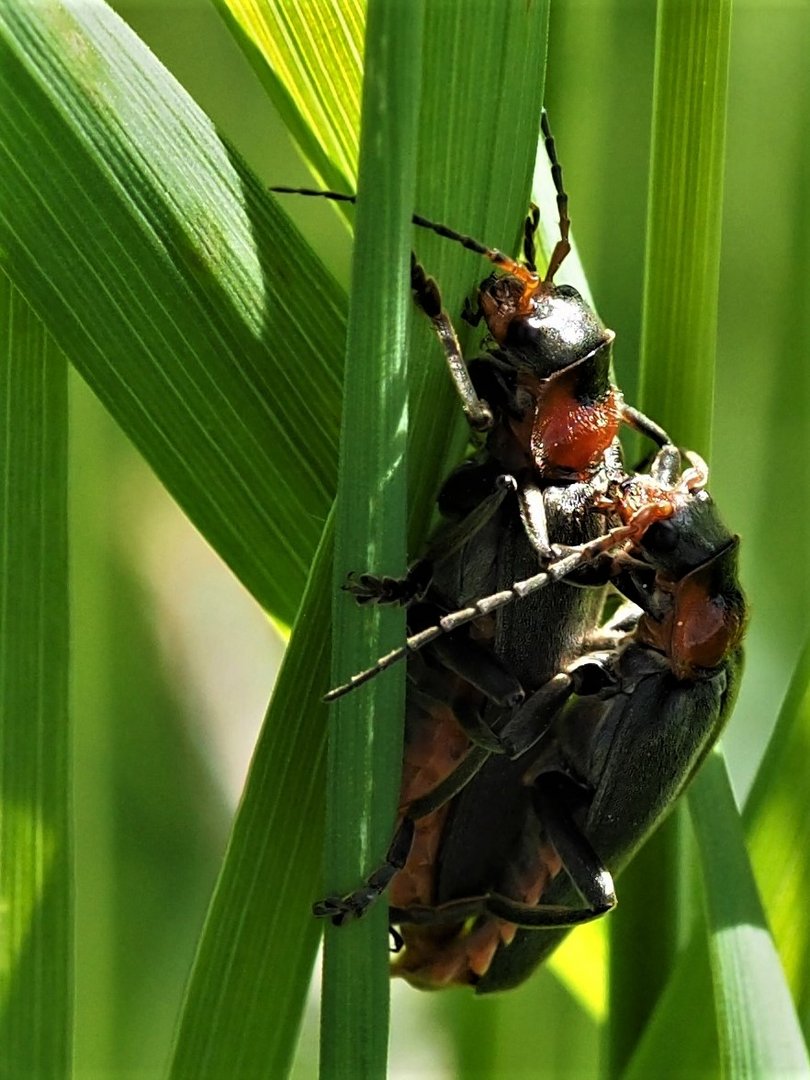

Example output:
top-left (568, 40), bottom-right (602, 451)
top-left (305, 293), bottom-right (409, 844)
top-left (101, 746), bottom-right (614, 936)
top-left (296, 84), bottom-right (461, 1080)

top-left (323, 519), bottom-right (649, 703)
top-left (269, 185), bottom-right (356, 205)
top-left (269, 186), bottom-right (537, 285)
top-left (540, 110), bottom-right (571, 283)
top-left (523, 203), bottom-right (540, 273)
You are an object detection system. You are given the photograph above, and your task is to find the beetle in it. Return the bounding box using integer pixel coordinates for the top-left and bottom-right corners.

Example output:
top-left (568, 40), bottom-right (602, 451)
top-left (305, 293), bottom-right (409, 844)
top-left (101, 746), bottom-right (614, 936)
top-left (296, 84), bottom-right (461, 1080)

top-left (310, 111), bottom-right (671, 702)
top-left (287, 118), bottom-right (674, 929)
top-left (272, 118), bottom-right (744, 990)
top-left (384, 445), bottom-right (746, 989)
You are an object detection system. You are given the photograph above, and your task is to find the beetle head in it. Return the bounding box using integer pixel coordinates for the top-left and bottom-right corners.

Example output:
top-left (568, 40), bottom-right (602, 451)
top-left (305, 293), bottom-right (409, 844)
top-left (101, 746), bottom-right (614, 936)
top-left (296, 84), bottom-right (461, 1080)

top-left (639, 489), bottom-right (737, 582)
top-left (478, 274), bottom-right (609, 377)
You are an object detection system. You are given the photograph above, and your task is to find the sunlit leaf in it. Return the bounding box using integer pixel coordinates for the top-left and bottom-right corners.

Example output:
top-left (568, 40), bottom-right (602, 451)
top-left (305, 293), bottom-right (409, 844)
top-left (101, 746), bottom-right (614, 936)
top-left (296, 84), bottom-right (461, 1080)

top-left (0, 0), bottom-right (345, 627)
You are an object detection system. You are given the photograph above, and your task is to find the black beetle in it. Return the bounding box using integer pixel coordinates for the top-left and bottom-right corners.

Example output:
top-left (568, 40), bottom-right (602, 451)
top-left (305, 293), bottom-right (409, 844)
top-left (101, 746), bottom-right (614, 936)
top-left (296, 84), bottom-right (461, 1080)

top-left (272, 120), bottom-right (744, 992)
top-left (305, 121), bottom-right (685, 933)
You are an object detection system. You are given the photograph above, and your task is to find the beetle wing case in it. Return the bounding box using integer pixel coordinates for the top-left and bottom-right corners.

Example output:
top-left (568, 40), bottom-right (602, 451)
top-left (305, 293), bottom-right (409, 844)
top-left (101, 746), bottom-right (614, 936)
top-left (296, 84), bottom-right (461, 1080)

top-left (477, 640), bottom-right (745, 993)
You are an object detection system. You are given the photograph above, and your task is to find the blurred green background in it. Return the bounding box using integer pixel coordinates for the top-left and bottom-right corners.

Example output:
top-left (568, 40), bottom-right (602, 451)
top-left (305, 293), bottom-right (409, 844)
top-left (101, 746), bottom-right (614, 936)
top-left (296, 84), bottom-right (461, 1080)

top-left (57, 0), bottom-right (810, 1076)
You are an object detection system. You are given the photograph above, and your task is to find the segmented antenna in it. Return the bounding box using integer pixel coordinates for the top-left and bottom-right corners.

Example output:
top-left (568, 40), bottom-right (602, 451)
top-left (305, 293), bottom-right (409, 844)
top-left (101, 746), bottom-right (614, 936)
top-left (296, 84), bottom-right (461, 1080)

top-left (271, 110), bottom-right (573, 286)
top-left (540, 109), bottom-right (571, 282)
top-left (322, 519), bottom-right (644, 703)
top-left (269, 186), bottom-right (534, 283)
top-left (523, 203), bottom-right (541, 273)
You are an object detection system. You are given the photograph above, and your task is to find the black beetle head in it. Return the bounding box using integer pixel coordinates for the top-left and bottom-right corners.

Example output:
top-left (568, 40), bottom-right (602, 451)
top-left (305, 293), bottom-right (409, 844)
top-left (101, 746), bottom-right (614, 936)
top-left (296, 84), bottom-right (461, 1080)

top-left (640, 489), bottom-right (736, 581)
top-left (478, 275), bottom-right (608, 377)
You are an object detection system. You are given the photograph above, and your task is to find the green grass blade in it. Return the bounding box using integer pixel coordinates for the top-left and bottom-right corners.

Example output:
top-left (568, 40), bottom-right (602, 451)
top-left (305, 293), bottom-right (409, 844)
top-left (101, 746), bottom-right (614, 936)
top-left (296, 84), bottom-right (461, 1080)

top-left (319, 4), bottom-right (422, 1075)
top-left (170, 522), bottom-right (330, 1079)
top-left (637, 0), bottom-right (732, 455)
top-left (744, 640), bottom-right (810, 1035)
top-left (690, 750), bottom-right (810, 1076)
top-left (408, 0), bottom-right (554, 1064)
top-left (0, 0), bottom-right (345, 626)
top-left (615, 7), bottom-right (807, 1073)
top-left (714, 7), bottom-right (810, 808)
top-left (622, 936), bottom-right (719, 1080)
top-left (624, 645), bottom-right (810, 1079)
top-left (611, 0), bottom-right (734, 1070)
top-left (0, 276), bottom-right (70, 1077)
top-left (214, 0), bottom-right (362, 192)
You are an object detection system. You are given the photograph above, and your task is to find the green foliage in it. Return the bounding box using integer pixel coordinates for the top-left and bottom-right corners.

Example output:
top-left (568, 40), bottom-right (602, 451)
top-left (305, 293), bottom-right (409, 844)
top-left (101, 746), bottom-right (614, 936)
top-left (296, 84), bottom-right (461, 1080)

top-left (1, 0), bottom-right (808, 1077)
top-left (0, 277), bottom-right (70, 1078)
top-left (318, 4), bottom-right (422, 1074)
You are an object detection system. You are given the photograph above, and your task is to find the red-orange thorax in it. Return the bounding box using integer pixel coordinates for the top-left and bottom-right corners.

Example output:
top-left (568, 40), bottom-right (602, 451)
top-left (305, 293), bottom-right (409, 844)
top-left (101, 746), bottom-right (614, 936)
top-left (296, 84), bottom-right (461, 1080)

top-left (638, 557), bottom-right (746, 681)
top-left (510, 369), bottom-right (623, 478)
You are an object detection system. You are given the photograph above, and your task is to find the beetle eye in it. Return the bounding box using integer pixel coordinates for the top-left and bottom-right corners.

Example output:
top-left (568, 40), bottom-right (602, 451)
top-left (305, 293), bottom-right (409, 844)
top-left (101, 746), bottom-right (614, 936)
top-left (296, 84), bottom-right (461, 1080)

top-left (643, 519), bottom-right (679, 553)
top-left (555, 284), bottom-right (581, 299)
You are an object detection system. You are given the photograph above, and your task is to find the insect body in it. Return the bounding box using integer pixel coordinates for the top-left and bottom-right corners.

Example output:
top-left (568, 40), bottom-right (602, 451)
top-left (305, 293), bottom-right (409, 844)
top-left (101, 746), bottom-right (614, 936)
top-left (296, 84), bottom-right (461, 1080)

top-left (389, 449), bottom-right (746, 990)
top-left (307, 119), bottom-right (681, 936)
top-left (274, 115), bottom-right (744, 990)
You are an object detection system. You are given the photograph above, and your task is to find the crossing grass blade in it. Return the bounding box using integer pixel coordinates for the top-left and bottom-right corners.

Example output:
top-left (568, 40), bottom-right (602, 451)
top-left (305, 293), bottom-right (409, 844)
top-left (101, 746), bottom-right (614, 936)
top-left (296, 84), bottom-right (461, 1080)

top-left (744, 641), bottom-right (810, 1038)
top-left (690, 749), bottom-right (810, 1076)
top-left (623, 646), bottom-right (810, 1077)
top-left (0, 0), bottom-right (345, 628)
top-left (636, 0), bottom-right (732, 457)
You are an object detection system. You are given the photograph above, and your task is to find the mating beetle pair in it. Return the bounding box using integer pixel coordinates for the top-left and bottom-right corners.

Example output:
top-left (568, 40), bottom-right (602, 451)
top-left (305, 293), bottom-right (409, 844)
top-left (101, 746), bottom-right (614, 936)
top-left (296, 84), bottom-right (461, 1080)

top-left (382, 451), bottom-right (745, 990)
top-left (273, 113), bottom-right (746, 991)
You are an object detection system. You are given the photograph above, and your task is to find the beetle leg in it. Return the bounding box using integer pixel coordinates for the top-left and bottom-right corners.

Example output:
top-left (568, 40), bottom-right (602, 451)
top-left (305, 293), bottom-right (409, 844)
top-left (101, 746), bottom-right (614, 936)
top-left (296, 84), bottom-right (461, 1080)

top-left (609, 566), bottom-right (657, 613)
top-left (392, 884), bottom-right (613, 931)
top-left (313, 817), bottom-right (417, 925)
top-left (314, 747), bottom-right (492, 925)
top-left (582, 600), bottom-right (641, 649)
top-left (539, 110), bottom-right (571, 283)
top-left (390, 897), bottom-right (491, 926)
top-left (408, 679), bottom-right (509, 753)
top-left (450, 700), bottom-right (510, 753)
top-left (430, 633), bottom-right (524, 708)
top-left (461, 295), bottom-right (483, 327)
top-left (405, 746), bottom-right (492, 818)
top-left (497, 651), bottom-right (621, 759)
top-left (517, 482), bottom-right (553, 559)
top-left (344, 560), bottom-right (433, 606)
top-left (495, 673), bottom-right (574, 758)
top-left (523, 774), bottom-right (617, 923)
top-left (392, 772), bottom-right (617, 931)
top-left (411, 255), bottom-right (493, 431)
top-left (345, 478), bottom-right (515, 607)
top-left (483, 885), bottom-right (615, 929)
top-left (620, 404), bottom-right (674, 451)
top-left (419, 474), bottom-right (516, 565)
